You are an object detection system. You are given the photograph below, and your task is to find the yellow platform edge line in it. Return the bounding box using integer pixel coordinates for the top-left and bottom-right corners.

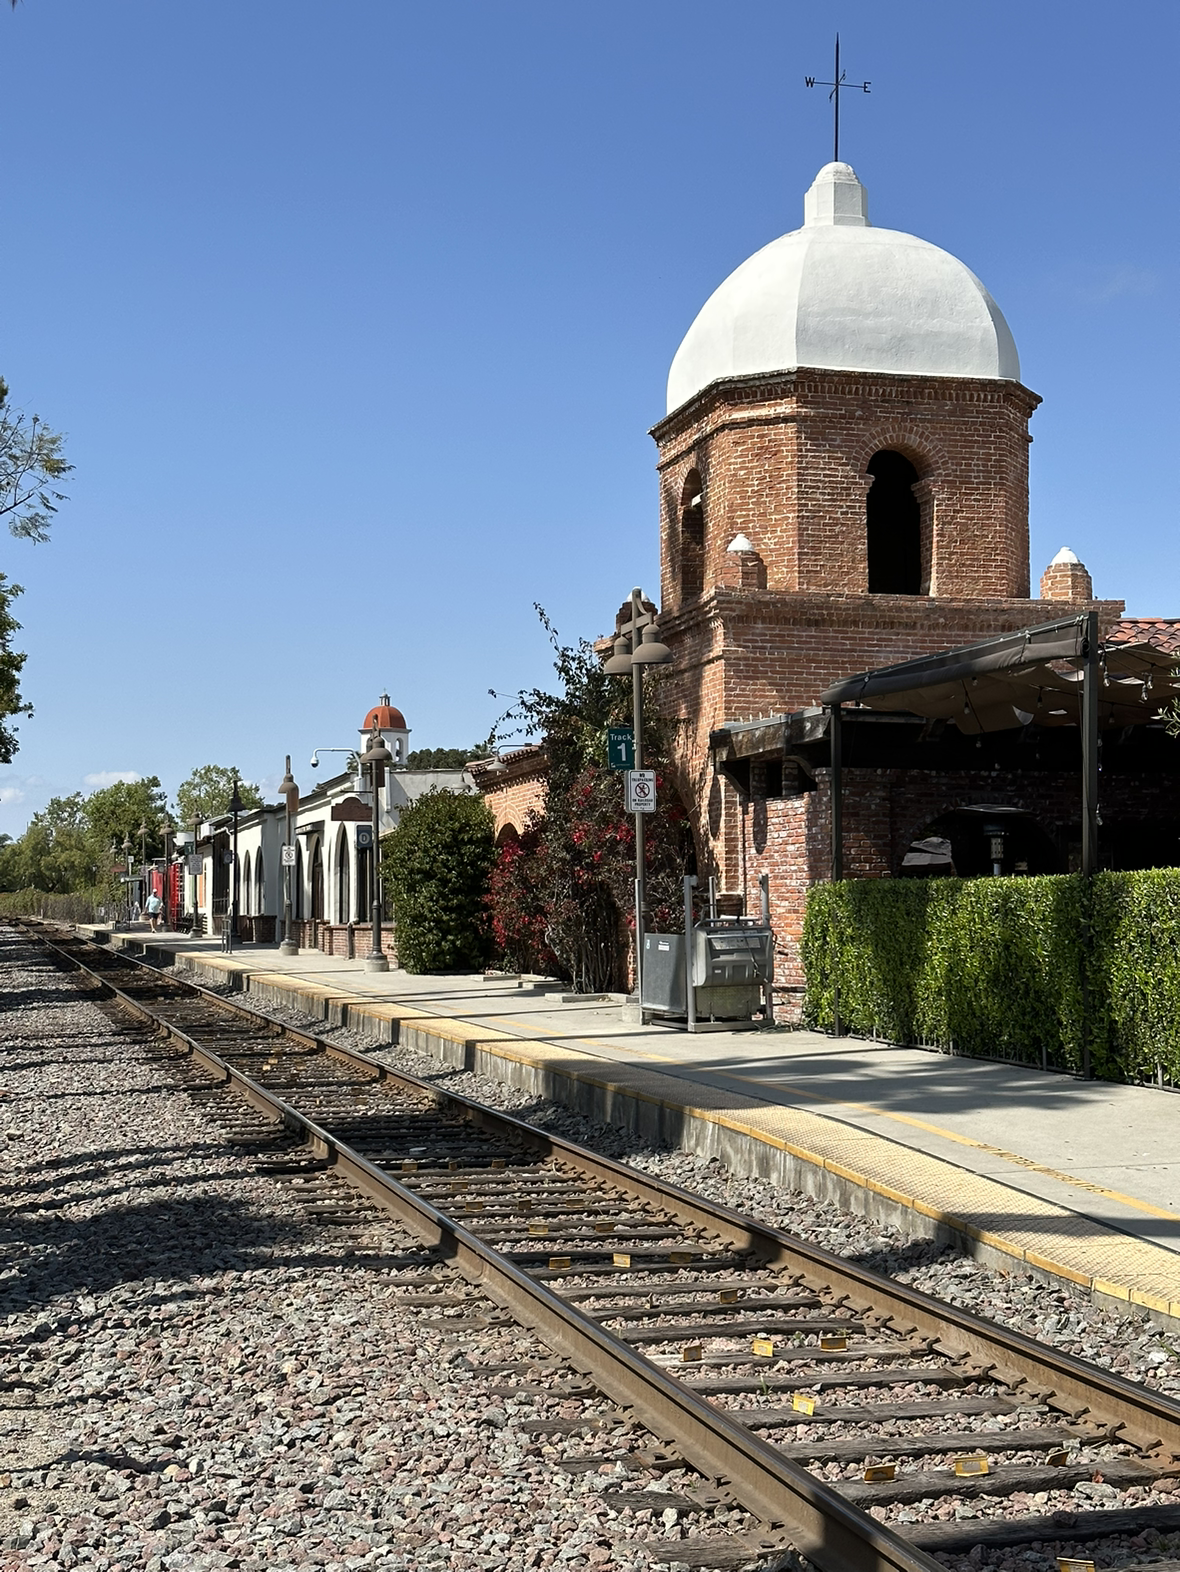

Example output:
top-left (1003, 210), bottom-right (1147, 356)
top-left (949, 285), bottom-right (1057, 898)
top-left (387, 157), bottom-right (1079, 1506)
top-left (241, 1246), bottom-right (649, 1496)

top-left (173, 954), bottom-right (1180, 1320)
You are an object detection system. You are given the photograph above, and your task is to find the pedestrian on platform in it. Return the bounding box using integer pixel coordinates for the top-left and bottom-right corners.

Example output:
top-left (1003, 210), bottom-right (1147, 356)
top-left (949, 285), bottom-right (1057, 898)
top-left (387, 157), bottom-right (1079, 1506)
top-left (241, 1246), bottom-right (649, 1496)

top-left (144, 890), bottom-right (163, 932)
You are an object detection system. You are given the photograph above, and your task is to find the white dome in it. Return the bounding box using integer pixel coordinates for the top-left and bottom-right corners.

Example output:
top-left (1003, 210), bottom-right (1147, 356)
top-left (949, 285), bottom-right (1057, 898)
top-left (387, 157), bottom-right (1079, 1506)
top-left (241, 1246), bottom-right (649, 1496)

top-left (667, 163), bottom-right (1020, 414)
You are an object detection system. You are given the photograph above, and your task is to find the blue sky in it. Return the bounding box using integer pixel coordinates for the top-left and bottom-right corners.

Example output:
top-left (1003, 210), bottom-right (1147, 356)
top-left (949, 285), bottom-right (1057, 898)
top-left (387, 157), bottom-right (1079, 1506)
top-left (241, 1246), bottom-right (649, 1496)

top-left (1, 0), bottom-right (1176, 834)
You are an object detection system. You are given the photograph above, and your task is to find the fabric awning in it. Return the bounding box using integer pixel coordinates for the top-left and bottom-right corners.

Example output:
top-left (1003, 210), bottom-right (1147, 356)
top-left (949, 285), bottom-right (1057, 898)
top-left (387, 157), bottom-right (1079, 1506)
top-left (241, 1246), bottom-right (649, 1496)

top-left (819, 616), bottom-right (1180, 734)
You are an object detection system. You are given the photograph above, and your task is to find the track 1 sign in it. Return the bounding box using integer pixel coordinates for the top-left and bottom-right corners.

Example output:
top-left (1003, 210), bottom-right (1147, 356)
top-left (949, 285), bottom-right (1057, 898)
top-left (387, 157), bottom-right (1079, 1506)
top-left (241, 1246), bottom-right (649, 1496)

top-left (624, 769), bottom-right (656, 813)
top-left (607, 726), bottom-right (635, 771)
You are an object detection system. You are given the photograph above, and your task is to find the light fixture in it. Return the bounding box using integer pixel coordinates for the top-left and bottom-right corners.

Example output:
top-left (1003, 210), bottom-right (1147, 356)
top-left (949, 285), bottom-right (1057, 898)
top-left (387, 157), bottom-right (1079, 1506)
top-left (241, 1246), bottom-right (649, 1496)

top-left (631, 624), bottom-right (673, 666)
top-left (359, 731), bottom-right (394, 769)
top-left (604, 635), bottom-right (634, 675)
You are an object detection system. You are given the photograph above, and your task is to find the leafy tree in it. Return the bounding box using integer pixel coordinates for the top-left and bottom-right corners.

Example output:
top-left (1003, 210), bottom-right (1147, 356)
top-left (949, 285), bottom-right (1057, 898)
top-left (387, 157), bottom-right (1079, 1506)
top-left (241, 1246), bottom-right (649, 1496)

top-left (11, 793), bottom-right (94, 892)
top-left (83, 776), bottom-right (168, 867)
top-left (486, 610), bottom-right (691, 992)
top-left (382, 790), bottom-right (496, 973)
top-left (404, 746), bottom-right (483, 771)
top-left (0, 377), bottom-right (72, 543)
top-left (175, 765), bottom-right (263, 825)
top-left (0, 574), bottom-right (30, 762)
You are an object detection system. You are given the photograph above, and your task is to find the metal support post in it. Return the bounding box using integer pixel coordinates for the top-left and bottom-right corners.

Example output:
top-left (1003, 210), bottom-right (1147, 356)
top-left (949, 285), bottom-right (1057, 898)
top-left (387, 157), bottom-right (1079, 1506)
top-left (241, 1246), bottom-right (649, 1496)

top-left (759, 871), bottom-right (775, 1026)
top-left (683, 874), bottom-right (697, 1033)
top-left (191, 820), bottom-right (201, 936)
top-left (281, 812), bottom-right (295, 954)
top-left (280, 756), bottom-right (300, 956)
top-left (365, 745), bottom-right (390, 973)
top-left (1081, 610), bottom-right (1100, 878)
top-left (1080, 610), bottom-right (1100, 1079)
top-left (829, 703), bottom-right (843, 1038)
top-left (632, 608), bottom-right (646, 1004)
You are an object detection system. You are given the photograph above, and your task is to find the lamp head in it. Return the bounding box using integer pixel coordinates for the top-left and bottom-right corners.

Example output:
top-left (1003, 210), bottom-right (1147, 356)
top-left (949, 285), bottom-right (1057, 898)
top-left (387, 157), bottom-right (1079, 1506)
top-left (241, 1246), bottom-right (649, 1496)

top-left (630, 624), bottom-right (673, 666)
top-left (603, 634), bottom-right (634, 675)
top-left (278, 754), bottom-right (299, 801)
top-left (359, 729), bottom-right (394, 768)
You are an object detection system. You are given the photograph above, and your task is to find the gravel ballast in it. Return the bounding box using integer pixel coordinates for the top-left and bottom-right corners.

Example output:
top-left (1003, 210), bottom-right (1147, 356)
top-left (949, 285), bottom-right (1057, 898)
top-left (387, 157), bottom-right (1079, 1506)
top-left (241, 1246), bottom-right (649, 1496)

top-left (9, 928), bottom-right (1180, 1572)
top-left (0, 929), bottom-right (758, 1572)
top-left (228, 980), bottom-right (1180, 1572)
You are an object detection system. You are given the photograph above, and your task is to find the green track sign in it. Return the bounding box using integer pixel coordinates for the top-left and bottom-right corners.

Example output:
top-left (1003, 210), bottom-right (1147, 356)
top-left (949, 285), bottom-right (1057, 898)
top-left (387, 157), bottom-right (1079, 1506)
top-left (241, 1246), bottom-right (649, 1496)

top-left (607, 726), bottom-right (635, 771)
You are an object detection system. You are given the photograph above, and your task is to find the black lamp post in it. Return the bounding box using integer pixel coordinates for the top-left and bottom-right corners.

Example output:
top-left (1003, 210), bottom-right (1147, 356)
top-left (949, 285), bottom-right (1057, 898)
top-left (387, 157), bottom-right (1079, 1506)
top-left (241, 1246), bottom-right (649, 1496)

top-left (278, 756), bottom-right (299, 956)
top-left (358, 726), bottom-right (393, 973)
top-left (226, 775), bottom-right (244, 953)
top-left (159, 816), bottom-right (175, 929)
top-left (603, 587), bottom-right (672, 1007)
top-left (121, 834), bottom-right (134, 924)
top-left (137, 820), bottom-right (150, 916)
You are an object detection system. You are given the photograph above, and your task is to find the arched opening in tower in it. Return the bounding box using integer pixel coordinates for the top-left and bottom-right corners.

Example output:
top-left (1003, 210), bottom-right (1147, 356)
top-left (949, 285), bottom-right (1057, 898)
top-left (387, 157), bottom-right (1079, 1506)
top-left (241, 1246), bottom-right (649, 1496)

top-left (679, 469), bottom-right (705, 602)
top-left (866, 450), bottom-right (922, 594)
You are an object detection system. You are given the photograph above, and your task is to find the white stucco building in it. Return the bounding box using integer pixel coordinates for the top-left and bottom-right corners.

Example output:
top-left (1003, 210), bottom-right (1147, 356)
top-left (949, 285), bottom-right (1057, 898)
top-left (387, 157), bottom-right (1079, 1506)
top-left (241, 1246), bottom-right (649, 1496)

top-left (180, 695), bottom-right (475, 952)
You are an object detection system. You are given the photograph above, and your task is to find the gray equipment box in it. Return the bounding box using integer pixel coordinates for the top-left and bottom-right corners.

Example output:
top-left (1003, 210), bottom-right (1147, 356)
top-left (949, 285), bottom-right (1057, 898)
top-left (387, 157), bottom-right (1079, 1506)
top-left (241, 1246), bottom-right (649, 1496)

top-left (642, 921), bottom-right (774, 1023)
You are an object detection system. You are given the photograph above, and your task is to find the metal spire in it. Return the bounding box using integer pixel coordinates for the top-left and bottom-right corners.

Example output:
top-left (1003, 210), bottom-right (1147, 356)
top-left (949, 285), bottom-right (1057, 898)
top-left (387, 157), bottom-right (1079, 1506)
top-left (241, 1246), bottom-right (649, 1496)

top-left (805, 34), bottom-right (871, 163)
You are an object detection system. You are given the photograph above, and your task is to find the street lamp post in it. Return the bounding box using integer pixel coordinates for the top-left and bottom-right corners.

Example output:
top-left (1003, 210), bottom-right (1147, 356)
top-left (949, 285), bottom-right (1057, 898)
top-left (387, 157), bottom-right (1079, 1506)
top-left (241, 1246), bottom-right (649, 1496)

top-left (192, 819), bottom-right (202, 935)
top-left (137, 820), bottom-right (150, 918)
top-left (226, 776), bottom-right (244, 954)
top-left (159, 816), bottom-right (175, 929)
top-left (121, 835), bottom-right (134, 924)
top-left (603, 587), bottom-right (672, 1008)
top-left (358, 726), bottom-right (393, 973)
top-left (278, 756), bottom-right (299, 956)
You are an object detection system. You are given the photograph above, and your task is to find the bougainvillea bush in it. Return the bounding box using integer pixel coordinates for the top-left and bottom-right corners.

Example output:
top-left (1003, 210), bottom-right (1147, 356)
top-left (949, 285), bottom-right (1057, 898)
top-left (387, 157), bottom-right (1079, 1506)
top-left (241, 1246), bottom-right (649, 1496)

top-left (486, 612), bottom-right (693, 994)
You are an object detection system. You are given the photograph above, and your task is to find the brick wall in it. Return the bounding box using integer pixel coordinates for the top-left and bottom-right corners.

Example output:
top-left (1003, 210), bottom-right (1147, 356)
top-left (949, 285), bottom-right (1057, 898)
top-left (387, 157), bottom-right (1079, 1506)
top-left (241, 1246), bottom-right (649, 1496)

top-left (647, 364), bottom-right (1133, 1009)
top-left (652, 369), bottom-right (1040, 610)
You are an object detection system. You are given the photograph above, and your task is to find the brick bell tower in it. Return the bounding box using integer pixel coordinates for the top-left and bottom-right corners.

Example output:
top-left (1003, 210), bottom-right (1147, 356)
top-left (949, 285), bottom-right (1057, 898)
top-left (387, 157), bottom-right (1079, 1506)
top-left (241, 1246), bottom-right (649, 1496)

top-left (650, 162), bottom-right (1119, 993)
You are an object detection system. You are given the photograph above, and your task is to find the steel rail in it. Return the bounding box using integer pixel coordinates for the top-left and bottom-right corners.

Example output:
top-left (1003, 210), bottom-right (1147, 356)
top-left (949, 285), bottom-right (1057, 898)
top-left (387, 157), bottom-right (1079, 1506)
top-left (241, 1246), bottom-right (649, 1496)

top-left (63, 925), bottom-right (1180, 1458)
top-left (18, 922), bottom-right (1180, 1558)
top-left (19, 922), bottom-right (944, 1572)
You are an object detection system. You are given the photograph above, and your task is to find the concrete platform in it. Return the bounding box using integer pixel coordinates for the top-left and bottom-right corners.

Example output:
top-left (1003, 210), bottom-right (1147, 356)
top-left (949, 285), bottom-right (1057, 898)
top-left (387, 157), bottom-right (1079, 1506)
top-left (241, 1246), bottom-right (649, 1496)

top-left (85, 925), bottom-right (1180, 1328)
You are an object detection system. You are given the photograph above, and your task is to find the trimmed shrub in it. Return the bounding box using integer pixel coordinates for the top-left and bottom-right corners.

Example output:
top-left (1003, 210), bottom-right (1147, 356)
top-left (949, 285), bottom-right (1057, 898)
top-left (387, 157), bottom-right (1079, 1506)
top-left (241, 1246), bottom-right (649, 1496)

top-left (803, 870), bottom-right (1180, 1082)
top-left (381, 791), bottom-right (496, 974)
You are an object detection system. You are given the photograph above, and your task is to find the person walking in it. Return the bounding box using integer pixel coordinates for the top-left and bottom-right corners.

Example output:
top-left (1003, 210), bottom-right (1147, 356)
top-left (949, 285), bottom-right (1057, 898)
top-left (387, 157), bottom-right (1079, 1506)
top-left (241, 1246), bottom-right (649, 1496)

top-left (144, 889), bottom-right (163, 932)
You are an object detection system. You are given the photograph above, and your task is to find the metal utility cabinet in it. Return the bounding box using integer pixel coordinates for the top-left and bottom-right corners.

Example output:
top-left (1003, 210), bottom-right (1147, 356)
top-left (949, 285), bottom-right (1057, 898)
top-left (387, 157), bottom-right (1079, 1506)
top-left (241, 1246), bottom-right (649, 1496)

top-left (641, 876), bottom-right (775, 1031)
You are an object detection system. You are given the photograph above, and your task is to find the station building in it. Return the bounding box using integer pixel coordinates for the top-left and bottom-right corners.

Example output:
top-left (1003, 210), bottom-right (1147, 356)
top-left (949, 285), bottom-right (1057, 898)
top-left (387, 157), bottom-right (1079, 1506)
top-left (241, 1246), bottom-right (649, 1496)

top-left (475, 160), bottom-right (1180, 1010)
top-left (648, 160), bottom-right (1178, 1010)
top-left (182, 697), bottom-right (475, 951)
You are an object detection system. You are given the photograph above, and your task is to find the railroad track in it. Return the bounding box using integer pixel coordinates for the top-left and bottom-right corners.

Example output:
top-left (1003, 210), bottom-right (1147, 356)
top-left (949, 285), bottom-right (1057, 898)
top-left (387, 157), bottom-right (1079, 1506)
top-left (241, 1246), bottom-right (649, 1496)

top-left (14, 918), bottom-right (1180, 1572)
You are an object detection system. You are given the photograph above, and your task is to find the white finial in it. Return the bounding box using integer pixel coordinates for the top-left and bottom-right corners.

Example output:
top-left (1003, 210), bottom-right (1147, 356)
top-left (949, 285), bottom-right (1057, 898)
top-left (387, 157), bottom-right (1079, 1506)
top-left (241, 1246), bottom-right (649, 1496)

top-left (727, 534), bottom-right (754, 553)
top-left (1050, 546), bottom-right (1081, 566)
top-left (804, 162), bottom-right (870, 228)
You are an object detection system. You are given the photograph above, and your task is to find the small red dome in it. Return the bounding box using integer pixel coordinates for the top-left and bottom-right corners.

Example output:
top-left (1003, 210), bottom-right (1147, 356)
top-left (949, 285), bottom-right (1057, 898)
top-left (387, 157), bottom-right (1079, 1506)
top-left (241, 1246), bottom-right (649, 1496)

top-left (362, 696), bottom-right (407, 732)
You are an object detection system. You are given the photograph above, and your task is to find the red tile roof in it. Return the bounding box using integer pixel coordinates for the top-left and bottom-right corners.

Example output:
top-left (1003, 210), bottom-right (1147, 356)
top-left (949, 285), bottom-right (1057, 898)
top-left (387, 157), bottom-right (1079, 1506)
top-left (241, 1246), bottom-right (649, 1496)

top-left (1107, 618), bottom-right (1180, 656)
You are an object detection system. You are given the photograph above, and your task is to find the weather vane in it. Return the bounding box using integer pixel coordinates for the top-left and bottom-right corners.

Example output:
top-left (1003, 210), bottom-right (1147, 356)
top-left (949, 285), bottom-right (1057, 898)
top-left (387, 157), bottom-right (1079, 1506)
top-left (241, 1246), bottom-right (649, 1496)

top-left (805, 34), bottom-right (870, 164)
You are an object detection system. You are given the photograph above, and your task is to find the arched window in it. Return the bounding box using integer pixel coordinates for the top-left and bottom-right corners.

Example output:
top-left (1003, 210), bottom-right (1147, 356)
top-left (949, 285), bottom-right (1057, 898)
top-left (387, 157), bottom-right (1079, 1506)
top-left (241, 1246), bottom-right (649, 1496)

top-left (295, 844), bottom-right (305, 919)
top-left (866, 450), bottom-right (922, 594)
top-left (310, 841), bottom-right (324, 920)
top-left (255, 850), bottom-right (265, 915)
top-left (242, 852), bottom-right (252, 916)
top-left (335, 827), bottom-right (351, 924)
top-left (679, 469), bottom-right (705, 602)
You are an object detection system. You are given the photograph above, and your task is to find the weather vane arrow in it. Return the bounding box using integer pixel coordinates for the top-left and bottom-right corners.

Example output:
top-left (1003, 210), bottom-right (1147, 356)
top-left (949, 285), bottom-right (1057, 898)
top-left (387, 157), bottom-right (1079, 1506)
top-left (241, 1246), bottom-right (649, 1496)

top-left (806, 34), bottom-right (870, 163)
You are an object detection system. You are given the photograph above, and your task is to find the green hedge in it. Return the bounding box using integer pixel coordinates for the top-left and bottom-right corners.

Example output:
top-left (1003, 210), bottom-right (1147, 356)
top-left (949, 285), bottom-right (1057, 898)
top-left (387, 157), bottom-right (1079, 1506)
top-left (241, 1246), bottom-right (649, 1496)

top-left (802, 870), bottom-right (1180, 1082)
